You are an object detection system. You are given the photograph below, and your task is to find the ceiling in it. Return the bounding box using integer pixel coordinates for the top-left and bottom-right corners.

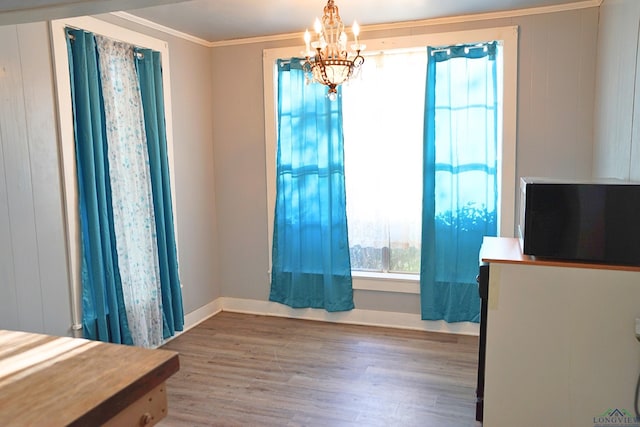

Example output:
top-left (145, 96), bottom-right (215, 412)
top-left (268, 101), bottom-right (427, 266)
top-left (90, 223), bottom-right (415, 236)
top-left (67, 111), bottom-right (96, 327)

top-left (1, 0), bottom-right (598, 43)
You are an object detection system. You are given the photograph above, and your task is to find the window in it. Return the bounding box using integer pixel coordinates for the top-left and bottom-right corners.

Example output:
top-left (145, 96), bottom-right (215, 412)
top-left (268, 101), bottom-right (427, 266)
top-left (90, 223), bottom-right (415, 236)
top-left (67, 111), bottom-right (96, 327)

top-left (342, 49), bottom-right (427, 274)
top-left (264, 27), bottom-right (518, 293)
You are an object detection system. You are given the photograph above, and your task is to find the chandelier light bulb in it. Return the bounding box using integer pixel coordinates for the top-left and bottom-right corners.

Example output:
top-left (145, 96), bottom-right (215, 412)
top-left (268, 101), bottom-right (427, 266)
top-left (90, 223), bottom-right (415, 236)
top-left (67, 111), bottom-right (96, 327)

top-left (304, 29), bottom-right (311, 55)
top-left (339, 31), bottom-right (347, 52)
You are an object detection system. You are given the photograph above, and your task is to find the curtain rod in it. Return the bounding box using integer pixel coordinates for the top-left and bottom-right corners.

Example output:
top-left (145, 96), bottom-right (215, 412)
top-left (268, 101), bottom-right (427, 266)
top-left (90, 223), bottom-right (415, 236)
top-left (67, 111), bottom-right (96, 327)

top-left (65, 26), bottom-right (149, 58)
top-left (430, 43), bottom-right (491, 56)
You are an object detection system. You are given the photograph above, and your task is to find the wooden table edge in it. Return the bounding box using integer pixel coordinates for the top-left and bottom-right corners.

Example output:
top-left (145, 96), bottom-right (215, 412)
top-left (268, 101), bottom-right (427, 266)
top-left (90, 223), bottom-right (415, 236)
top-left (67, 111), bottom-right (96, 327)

top-left (68, 350), bottom-right (180, 426)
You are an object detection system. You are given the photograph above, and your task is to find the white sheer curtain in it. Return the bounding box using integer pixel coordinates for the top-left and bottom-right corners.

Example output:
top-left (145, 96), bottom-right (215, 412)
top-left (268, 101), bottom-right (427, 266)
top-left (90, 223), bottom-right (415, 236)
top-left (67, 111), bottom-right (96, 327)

top-left (95, 35), bottom-right (163, 347)
top-left (342, 50), bottom-right (426, 273)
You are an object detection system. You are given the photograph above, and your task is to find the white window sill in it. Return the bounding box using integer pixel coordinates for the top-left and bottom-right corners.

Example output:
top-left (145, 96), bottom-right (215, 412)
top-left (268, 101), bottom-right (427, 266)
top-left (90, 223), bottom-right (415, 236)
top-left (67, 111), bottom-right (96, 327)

top-left (352, 271), bottom-right (420, 294)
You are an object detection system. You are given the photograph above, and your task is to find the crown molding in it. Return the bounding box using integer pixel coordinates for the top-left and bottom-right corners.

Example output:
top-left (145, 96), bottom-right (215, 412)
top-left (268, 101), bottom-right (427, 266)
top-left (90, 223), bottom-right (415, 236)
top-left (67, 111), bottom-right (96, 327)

top-left (112, 0), bottom-right (602, 48)
top-left (110, 10), bottom-right (212, 46)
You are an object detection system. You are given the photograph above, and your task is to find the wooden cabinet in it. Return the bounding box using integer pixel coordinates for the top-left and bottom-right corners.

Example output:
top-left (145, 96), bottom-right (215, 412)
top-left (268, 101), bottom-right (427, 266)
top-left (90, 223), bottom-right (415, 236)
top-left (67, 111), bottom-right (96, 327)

top-left (479, 237), bottom-right (640, 426)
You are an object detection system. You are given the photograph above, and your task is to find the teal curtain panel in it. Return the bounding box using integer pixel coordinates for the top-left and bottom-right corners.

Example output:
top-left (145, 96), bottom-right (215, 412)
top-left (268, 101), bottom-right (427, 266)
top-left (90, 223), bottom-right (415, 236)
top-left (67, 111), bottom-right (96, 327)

top-left (420, 42), bottom-right (499, 323)
top-left (269, 58), bottom-right (354, 312)
top-left (66, 28), bottom-right (133, 344)
top-left (135, 48), bottom-right (184, 338)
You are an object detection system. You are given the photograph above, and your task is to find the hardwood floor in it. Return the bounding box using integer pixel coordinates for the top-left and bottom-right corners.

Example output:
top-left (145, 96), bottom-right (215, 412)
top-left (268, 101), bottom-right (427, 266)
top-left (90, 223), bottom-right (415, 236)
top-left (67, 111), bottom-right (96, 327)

top-left (159, 312), bottom-right (480, 427)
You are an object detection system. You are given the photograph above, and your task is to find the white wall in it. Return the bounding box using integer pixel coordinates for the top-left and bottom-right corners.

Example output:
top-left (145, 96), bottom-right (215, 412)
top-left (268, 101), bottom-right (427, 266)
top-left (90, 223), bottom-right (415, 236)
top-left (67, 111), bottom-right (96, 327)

top-left (593, 0), bottom-right (640, 180)
top-left (210, 8), bottom-right (599, 317)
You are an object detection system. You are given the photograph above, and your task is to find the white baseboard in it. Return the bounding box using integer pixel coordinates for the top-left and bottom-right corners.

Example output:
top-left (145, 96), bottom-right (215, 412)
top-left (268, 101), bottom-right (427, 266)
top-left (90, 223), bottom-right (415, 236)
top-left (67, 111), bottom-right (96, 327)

top-left (183, 298), bottom-right (223, 330)
top-left (180, 297), bottom-right (479, 336)
top-left (162, 299), bottom-right (222, 345)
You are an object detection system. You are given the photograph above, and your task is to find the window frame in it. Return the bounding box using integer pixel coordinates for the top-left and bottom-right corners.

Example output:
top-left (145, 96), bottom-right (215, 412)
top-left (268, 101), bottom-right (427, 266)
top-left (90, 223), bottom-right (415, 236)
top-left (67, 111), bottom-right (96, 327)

top-left (50, 16), bottom-right (178, 331)
top-left (263, 26), bottom-right (518, 294)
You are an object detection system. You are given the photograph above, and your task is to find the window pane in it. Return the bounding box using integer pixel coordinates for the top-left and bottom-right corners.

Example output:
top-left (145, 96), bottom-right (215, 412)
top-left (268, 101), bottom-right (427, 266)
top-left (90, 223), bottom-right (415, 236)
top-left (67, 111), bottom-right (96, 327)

top-left (342, 50), bottom-right (426, 273)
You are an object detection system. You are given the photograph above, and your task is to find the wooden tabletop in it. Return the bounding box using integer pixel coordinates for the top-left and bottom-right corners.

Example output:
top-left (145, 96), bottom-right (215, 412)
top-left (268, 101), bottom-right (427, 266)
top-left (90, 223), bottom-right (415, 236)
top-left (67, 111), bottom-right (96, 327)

top-left (480, 236), bottom-right (640, 272)
top-left (0, 330), bottom-right (179, 426)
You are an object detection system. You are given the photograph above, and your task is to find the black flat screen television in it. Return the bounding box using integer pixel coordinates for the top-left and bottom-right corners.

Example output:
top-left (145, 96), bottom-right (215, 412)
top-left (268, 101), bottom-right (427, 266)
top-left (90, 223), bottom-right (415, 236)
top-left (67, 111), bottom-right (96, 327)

top-left (519, 177), bottom-right (640, 266)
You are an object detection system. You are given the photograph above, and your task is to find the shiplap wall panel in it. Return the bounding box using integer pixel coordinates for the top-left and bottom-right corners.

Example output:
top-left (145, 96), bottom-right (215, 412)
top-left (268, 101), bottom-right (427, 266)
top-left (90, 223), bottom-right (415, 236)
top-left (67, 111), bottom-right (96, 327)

top-left (17, 22), bottom-right (71, 335)
top-left (542, 13), bottom-right (571, 174)
top-left (0, 23), bottom-right (71, 336)
top-left (630, 7), bottom-right (640, 180)
top-left (516, 14), bottom-right (547, 178)
top-left (565, 9), bottom-right (597, 176)
top-left (593, 0), bottom-right (640, 179)
top-left (0, 25), bottom-right (45, 333)
top-left (575, 8), bottom-right (598, 176)
top-left (0, 91), bottom-right (19, 331)
top-left (516, 10), bottom-right (596, 180)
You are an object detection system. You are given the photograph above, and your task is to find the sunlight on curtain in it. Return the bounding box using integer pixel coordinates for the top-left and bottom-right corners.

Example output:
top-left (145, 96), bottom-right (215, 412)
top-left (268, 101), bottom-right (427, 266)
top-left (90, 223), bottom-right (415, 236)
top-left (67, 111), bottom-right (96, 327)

top-left (420, 42), bottom-right (500, 323)
top-left (269, 58), bottom-right (354, 312)
top-left (342, 51), bottom-right (426, 273)
top-left (95, 36), bottom-right (164, 347)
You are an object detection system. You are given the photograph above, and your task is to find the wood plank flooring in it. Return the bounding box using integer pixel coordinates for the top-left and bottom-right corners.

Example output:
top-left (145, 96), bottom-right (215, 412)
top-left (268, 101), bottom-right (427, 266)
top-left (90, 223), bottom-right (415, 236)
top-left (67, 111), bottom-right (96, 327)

top-left (159, 312), bottom-right (480, 427)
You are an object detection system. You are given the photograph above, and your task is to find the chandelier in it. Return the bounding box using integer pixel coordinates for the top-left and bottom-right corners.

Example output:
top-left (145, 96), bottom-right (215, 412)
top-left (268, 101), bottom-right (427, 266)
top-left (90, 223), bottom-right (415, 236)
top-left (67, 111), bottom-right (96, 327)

top-left (303, 0), bottom-right (365, 101)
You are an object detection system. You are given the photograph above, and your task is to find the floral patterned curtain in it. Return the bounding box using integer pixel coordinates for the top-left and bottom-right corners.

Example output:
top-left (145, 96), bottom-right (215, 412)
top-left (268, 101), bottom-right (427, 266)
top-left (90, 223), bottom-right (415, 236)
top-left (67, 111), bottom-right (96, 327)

top-left (94, 36), bottom-right (164, 347)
